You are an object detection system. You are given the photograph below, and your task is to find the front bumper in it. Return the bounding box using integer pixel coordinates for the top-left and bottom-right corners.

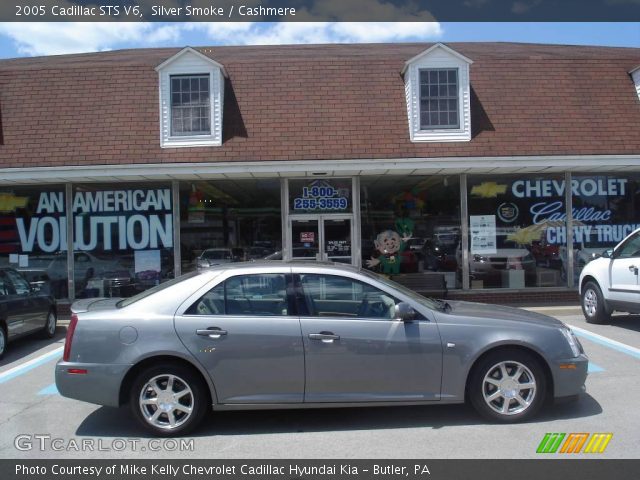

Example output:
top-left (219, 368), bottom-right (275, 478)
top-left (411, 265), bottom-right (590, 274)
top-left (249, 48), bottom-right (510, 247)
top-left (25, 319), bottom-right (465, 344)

top-left (551, 353), bottom-right (589, 399)
top-left (55, 360), bottom-right (131, 407)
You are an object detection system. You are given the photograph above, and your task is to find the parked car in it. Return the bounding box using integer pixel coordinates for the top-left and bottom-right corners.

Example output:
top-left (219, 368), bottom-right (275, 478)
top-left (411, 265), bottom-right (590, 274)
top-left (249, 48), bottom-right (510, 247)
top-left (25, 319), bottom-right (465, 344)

top-left (26, 251), bottom-right (133, 298)
top-left (580, 227), bottom-right (640, 323)
top-left (422, 239), bottom-right (458, 272)
top-left (196, 248), bottom-right (234, 269)
top-left (560, 239), bottom-right (617, 283)
top-left (0, 267), bottom-right (57, 358)
top-left (56, 262), bottom-right (587, 436)
top-left (466, 248), bottom-right (536, 287)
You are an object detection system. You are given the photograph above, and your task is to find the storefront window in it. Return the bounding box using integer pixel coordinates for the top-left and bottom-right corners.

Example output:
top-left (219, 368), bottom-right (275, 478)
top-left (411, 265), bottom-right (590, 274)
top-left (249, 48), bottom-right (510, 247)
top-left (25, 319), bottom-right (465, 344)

top-left (571, 174), bottom-right (640, 282)
top-left (361, 176), bottom-right (461, 288)
top-left (0, 186), bottom-right (68, 299)
top-left (467, 175), bottom-right (566, 289)
top-left (72, 184), bottom-right (174, 298)
top-left (180, 179), bottom-right (282, 272)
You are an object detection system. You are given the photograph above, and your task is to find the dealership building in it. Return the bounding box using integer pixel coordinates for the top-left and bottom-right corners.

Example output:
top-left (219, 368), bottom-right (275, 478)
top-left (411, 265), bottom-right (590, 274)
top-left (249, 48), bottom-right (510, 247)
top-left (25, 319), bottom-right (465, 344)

top-left (1, 42), bottom-right (639, 307)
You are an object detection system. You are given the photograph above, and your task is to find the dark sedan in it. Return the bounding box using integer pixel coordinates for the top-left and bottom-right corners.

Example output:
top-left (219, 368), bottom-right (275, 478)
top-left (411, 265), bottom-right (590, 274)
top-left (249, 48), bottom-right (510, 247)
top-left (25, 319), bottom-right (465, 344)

top-left (0, 267), bottom-right (57, 358)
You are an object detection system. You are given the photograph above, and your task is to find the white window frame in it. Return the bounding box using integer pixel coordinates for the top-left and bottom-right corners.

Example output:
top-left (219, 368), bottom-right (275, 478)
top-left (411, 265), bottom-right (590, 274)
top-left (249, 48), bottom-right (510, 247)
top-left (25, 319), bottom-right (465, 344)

top-left (631, 66), bottom-right (640, 103)
top-left (156, 47), bottom-right (226, 148)
top-left (403, 43), bottom-right (473, 143)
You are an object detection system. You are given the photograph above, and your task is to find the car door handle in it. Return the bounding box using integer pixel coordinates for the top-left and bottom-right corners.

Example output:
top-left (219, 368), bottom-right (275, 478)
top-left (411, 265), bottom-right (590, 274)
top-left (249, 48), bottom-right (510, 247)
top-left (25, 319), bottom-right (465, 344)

top-left (629, 265), bottom-right (638, 273)
top-left (196, 327), bottom-right (228, 338)
top-left (309, 332), bottom-right (340, 343)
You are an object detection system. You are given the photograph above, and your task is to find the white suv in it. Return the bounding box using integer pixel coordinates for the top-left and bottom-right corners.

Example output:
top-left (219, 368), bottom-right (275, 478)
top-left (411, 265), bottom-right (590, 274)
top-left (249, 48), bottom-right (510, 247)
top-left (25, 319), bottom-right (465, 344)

top-left (579, 227), bottom-right (640, 323)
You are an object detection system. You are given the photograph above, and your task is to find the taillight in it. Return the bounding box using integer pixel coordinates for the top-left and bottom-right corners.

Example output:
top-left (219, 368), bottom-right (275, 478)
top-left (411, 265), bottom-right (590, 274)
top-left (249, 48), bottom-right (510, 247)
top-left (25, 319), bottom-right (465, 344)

top-left (63, 313), bottom-right (78, 362)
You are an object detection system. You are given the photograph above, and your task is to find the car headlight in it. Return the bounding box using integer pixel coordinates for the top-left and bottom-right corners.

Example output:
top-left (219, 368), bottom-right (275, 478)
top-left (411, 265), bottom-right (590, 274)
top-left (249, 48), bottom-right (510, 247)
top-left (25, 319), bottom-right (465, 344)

top-left (560, 327), bottom-right (582, 357)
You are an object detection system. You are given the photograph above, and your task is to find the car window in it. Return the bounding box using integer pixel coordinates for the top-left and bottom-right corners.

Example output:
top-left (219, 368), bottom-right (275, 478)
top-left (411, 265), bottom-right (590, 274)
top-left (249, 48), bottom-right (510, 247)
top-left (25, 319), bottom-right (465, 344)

top-left (4, 269), bottom-right (30, 295)
top-left (75, 253), bottom-right (90, 263)
top-left (0, 272), bottom-right (14, 296)
top-left (299, 274), bottom-right (398, 319)
top-left (187, 274), bottom-right (288, 317)
top-left (202, 250), bottom-right (232, 260)
top-left (117, 271), bottom-right (202, 308)
top-left (617, 233), bottom-right (640, 259)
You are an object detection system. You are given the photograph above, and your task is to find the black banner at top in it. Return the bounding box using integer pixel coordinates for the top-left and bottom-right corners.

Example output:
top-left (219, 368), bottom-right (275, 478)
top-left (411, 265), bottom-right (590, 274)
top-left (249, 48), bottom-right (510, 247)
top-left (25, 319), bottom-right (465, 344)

top-left (3, 0), bottom-right (640, 22)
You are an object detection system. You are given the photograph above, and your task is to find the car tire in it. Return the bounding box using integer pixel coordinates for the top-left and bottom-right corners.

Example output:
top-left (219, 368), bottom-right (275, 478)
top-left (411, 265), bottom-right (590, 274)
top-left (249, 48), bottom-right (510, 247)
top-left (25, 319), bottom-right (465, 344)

top-left (39, 310), bottom-right (57, 339)
top-left (0, 323), bottom-right (6, 359)
top-left (581, 281), bottom-right (610, 324)
top-left (469, 349), bottom-right (547, 423)
top-left (130, 363), bottom-right (208, 437)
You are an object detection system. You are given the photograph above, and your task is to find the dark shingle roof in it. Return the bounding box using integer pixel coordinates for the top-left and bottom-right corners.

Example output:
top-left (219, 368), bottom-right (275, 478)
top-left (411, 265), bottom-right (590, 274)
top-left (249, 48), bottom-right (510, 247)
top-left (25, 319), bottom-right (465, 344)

top-left (0, 42), bottom-right (638, 169)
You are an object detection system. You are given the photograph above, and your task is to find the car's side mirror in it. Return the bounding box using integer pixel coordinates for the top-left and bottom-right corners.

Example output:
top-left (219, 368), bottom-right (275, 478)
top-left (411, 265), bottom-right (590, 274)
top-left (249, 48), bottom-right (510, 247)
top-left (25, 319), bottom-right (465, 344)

top-left (394, 302), bottom-right (417, 322)
top-left (602, 248), bottom-right (614, 259)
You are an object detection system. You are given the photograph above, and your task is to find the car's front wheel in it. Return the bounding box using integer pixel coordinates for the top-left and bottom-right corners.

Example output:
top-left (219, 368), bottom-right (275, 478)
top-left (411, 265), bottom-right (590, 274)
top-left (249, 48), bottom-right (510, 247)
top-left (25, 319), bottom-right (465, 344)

top-left (469, 350), bottom-right (547, 423)
top-left (130, 364), bottom-right (208, 437)
top-left (581, 281), bottom-right (610, 324)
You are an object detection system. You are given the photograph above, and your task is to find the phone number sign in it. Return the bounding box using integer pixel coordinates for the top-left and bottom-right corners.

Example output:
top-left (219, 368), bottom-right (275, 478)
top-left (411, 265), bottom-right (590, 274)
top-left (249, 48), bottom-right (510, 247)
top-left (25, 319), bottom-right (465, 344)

top-left (293, 185), bottom-right (348, 211)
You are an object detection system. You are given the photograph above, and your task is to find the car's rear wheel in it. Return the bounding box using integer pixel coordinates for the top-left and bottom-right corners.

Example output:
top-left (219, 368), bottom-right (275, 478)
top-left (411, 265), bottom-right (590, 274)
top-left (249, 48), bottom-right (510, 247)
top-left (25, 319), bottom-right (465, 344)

top-left (130, 363), bottom-right (208, 437)
top-left (39, 310), bottom-right (57, 339)
top-left (0, 324), bottom-right (6, 359)
top-left (469, 350), bottom-right (546, 423)
top-left (581, 281), bottom-right (610, 324)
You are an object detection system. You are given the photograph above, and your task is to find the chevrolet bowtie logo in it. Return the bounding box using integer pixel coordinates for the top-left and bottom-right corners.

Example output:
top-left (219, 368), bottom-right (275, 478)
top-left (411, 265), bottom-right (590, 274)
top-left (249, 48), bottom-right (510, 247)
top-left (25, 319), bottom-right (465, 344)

top-left (0, 193), bottom-right (29, 212)
top-left (536, 432), bottom-right (613, 454)
top-left (470, 182), bottom-right (508, 198)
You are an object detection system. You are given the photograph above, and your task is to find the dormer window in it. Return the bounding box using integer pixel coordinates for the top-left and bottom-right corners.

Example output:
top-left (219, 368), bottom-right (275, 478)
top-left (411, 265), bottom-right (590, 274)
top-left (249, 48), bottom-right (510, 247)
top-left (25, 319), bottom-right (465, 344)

top-left (170, 74), bottom-right (211, 136)
top-left (631, 65), bottom-right (640, 102)
top-left (420, 68), bottom-right (459, 129)
top-left (403, 43), bottom-right (472, 143)
top-left (156, 47), bottom-right (226, 148)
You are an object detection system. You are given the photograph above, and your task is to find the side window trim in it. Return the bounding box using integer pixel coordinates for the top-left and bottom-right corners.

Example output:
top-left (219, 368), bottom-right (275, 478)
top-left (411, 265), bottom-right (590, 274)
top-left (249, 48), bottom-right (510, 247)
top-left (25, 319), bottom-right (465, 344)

top-left (183, 272), bottom-right (293, 317)
top-left (296, 272), bottom-right (401, 321)
top-left (615, 232), bottom-right (640, 259)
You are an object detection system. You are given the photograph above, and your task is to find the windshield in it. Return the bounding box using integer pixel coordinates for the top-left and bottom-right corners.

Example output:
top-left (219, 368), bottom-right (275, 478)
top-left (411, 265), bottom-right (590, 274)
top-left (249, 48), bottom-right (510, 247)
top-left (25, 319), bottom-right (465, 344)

top-left (357, 268), bottom-right (442, 311)
top-left (202, 250), bottom-right (230, 260)
top-left (117, 271), bottom-right (201, 308)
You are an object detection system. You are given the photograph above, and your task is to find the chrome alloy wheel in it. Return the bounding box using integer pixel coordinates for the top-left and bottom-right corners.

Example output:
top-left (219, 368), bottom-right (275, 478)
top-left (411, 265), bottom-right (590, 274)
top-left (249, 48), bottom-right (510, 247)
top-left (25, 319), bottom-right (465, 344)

top-left (0, 328), bottom-right (5, 355)
top-left (482, 361), bottom-right (537, 416)
top-left (583, 288), bottom-right (598, 317)
top-left (139, 374), bottom-right (194, 430)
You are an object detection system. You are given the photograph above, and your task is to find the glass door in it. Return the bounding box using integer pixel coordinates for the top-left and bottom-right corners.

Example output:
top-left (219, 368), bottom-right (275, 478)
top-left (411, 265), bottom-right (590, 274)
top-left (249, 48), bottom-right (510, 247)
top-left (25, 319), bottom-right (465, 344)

top-left (290, 218), bottom-right (320, 260)
top-left (323, 217), bottom-right (352, 264)
top-left (289, 216), bottom-right (353, 264)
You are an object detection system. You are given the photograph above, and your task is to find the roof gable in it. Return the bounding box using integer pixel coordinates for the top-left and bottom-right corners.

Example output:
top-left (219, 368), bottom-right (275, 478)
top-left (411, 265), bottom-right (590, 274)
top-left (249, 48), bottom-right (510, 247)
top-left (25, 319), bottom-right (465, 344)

top-left (155, 46), bottom-right (227, 77)
top-left (402, 43), bottom-right (473, 74)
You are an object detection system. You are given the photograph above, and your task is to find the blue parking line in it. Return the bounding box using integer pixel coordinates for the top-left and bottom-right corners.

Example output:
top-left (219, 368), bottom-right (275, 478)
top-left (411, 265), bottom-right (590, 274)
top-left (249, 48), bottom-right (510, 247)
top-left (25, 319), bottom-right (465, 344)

top-left (569, 324), bottom-right (640, 361)
top-left (588, 362), bottom-right (604, 373)
top-left (0, 347), bottom-right (63, 385)
top-left (38, 383), bottom-right (59, 395)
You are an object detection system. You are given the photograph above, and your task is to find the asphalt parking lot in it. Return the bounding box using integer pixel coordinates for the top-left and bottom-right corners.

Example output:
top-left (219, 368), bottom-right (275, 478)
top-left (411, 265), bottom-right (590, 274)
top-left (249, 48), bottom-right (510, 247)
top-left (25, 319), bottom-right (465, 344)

top-left (1, 307), bottom-right (639, 459)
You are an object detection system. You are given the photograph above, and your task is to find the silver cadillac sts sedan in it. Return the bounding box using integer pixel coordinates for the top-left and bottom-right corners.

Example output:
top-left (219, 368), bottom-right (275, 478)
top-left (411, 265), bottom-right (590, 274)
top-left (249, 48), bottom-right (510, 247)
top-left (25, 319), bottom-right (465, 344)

top-left (56, 262), bottom-right (588, 436)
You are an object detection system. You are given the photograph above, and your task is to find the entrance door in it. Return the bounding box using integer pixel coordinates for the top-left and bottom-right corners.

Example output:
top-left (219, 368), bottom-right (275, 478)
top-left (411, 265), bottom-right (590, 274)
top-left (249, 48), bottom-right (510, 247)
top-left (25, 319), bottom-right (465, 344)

top-left (290, 216), bottom-right (353, 264)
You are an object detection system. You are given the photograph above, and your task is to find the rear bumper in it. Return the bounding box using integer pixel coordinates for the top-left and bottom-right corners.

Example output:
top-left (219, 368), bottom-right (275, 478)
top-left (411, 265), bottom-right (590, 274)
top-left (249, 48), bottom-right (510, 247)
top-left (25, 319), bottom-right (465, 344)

top-left (55, 360), bottom-right (131, 407)
top-left (551, 354), bottom-right (589, 399)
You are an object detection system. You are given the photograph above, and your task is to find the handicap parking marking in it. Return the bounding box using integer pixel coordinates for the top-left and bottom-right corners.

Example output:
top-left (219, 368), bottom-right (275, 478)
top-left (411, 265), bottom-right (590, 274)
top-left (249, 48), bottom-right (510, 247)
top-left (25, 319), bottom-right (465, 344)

top-left (38, 383), bottom-right (59, 395)
top-left (0, 346), bottom-right (63, 384)
top-left (568, 324), bottom-right (640, 361)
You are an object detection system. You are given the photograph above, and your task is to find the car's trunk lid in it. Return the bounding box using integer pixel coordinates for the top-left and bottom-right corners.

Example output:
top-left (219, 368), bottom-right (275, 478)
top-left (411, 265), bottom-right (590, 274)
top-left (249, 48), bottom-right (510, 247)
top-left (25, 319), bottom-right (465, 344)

top-left (70, 297), bottom-right (122, 313)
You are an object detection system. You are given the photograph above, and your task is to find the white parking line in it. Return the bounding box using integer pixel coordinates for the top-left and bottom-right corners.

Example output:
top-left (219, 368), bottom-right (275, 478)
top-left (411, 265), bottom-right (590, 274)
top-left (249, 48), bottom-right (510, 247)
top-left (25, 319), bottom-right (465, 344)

top-left (568, 324), bottom-right (640, 361)
top-left (0, 346), bottom-right (63, 384)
